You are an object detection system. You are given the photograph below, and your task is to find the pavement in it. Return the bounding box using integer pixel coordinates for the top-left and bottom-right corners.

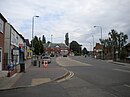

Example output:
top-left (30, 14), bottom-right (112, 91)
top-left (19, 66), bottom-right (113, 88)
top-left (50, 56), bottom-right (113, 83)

top-left (0, 57), bottom-right (69, 90)
top-left (0, 56), bottom-right (129, 91)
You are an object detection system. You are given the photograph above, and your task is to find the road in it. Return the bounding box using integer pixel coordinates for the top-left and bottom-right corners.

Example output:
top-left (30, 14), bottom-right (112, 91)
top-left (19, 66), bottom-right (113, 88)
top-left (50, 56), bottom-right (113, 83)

top-left (0, 56), bottom-right (130, 97)
top-left (62, 56), bottom-right (130, 97)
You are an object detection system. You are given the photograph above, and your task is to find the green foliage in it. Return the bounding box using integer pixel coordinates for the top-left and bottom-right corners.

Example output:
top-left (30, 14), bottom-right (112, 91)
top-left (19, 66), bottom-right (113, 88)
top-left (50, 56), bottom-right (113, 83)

top-left (119, 49), bottom-right (127, 60)
top-left (65, 33), bottom-right (69, 46)
top-left (82, 47), bottom-right (89, 55)
top-left (99, 29), bottom-right (128, 60)
top-left (31, 36), bottom-right (44, 55)
top-left (70, 41), bottom-right (82, 55)
top-left (42, 35), bottom-right (46, 44)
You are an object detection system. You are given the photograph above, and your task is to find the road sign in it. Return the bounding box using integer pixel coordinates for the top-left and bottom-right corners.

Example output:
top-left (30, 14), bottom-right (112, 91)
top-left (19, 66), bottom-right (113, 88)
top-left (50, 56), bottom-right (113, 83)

top-left (13, 49), bottom-right (19, 55)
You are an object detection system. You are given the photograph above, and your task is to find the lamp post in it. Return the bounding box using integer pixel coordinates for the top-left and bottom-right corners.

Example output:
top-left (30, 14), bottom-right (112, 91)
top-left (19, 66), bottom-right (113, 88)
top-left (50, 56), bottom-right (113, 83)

top-left (94, 25), bottom-right (103, 59)
top-left (89, 42), bottom-right (92, 51)
top-left (92, 35), bottom-right (94, 57)
top-left (51, 34), bottom-right (53, 43)
top-left (94, 26), bottom-right (102, 40)
top-left (89, 42), bottom-right (92, 56)
top-left (32, 15), bottom-right (39, 51)
top-left (31, 15), bottom-right (39, 65)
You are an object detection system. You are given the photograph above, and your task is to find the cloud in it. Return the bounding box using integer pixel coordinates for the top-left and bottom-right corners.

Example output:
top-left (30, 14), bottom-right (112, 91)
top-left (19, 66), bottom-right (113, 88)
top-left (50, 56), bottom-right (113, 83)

top-left (0, 0), bottom-right (130, 50)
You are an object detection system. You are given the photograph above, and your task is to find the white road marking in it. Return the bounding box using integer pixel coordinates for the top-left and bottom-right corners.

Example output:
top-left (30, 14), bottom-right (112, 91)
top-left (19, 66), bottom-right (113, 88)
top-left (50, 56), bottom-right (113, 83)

top-left (114, 69), bottom-right (130, 73)
top-left (56, 57), bottom-right (92, 67)
top-left (31, 78), bottom-right (51, 86)
top-left (124, 84), bottom-right (130, 88)
top-left (11, 73), bottom-right (17, 78)
top-left (123, 66), bottom-right (130, 68)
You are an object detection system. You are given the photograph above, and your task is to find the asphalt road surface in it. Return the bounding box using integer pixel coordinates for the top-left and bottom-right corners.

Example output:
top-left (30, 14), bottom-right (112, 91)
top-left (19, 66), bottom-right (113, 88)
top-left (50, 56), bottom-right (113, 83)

top-left (0, 56), bottom-right (130, 97)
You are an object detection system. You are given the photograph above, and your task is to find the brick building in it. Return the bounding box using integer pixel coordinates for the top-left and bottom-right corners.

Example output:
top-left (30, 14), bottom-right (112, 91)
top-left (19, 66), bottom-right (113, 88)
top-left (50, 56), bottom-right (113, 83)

top-left (44, 43), bottom-right (70, 56)
top-left (0, 13), bottom-right (7, 71)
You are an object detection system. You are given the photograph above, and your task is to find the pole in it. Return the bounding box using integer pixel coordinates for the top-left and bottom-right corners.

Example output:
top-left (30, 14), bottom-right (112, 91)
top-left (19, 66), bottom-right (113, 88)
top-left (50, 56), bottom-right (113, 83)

top-left (31, 16), bottom-right (39, 65)
top-left (32, 16), bottom-right (34, 50)
top-left (92, 35), bottom-right (94, 57)
top-left (89, 42), bottom-right (91, 51)
top-left (94, 25), bottom-right (103, 59)
top-left (51, 35), bottom-right (53, 43)
top-left (100, 26), bottom-right (102, 40)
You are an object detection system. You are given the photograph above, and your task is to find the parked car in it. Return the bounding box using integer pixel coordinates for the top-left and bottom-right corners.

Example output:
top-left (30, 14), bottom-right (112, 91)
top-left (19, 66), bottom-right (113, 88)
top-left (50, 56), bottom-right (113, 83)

top-left (63, 54), bottom-right (67, 57)
top-left (50, 53), bottom-right (55, 57)
top-left (42, 56), bottom-right (51, 63)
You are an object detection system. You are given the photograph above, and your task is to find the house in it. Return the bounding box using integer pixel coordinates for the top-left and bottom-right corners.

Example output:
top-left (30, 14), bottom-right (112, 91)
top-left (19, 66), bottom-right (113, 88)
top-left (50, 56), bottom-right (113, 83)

top-left (125, 43), bottom-right (130, 56)
top-left (25, 39), bottom-right (32, 59)
top-left (4, 23), bottom-right (26, 71)
top-left (44, 43), bottom-right (70, 56)
top-left (93, 43), bottom-right (103, 59)
top-left (0, 13), bottom-right (7, 71)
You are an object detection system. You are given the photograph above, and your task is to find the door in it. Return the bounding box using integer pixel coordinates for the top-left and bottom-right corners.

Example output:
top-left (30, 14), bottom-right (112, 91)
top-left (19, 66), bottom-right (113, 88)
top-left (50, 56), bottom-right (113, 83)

top-left (0, 48), bottom-right (2, 71)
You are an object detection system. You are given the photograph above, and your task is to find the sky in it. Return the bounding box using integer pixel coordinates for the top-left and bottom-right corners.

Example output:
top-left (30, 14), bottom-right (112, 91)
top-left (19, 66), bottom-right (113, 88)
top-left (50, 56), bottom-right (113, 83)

top-left (0, 0), bottom-right (130, 50)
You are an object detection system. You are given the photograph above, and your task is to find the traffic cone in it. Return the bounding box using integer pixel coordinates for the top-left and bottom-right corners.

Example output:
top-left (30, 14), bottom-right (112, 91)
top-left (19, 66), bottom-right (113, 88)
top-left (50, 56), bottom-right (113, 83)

top-left (43, 61), bottom-right (48, 68)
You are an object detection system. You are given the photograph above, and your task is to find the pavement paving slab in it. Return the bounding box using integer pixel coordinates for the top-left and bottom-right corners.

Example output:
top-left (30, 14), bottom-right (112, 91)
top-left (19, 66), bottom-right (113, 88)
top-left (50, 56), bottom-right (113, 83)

top-left (0, 58), bottom-right (68, 90)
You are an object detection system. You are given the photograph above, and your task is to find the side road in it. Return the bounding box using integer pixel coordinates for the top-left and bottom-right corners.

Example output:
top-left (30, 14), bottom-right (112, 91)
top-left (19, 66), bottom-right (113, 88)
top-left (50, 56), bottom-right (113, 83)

top-left (0, 57), bottom-right (68, 90)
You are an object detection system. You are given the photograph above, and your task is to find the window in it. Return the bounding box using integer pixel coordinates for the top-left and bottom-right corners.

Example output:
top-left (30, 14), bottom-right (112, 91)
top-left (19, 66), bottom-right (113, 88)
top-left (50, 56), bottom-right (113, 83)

top-left (0, 19), bottom-right (4, 33)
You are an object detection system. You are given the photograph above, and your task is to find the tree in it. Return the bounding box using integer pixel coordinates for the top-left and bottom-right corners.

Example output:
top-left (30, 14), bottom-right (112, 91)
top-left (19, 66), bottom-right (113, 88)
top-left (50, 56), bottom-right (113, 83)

top-left (82, 47), bottom-right (89, 55)
top-left (70, 41), bottom-right (82, 55)
top-left (117, 32), bottom-right (128, 59)
top-left (108, 29), bottom-right (128, 60)
top-left (31, 36), bottom-right (44, 55)
top-left (108, 29), bottom-right (118, 61)
top-left (42, 35), bottom-right (46, 44)
top-left (39, 38), bottom-right (44, 54)
top-left (65, 33), bottom-right (69, 46)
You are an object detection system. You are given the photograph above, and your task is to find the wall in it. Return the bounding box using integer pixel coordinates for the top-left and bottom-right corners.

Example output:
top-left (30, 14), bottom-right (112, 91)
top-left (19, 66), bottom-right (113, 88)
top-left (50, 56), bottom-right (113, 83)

top-left (4, 23), bottom-right (11, 69)
top-left (0, 18), bottom-right (5, 70)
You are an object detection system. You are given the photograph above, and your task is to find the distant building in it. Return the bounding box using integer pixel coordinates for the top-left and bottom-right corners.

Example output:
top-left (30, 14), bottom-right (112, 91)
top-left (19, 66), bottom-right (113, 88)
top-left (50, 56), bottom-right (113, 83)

top-left (93, 43), bottom-right (103, 59)
top-left (44, 43), bottom-right (70, 56)
top-left (125, 43), bottom-right (130, 57)
top-left (93, 43), bottom-right (112, 59)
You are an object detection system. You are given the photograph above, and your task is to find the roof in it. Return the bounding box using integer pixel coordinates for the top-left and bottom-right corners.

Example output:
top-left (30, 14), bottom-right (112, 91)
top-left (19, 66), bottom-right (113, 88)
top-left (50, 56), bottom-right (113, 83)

top-left (0, 13), bottom-right (7, 22)
top-left (94, 43), bottom-right (103, 49)
top-left (25, 39), bottom-right (30, 46)
top-left (125, 43), bottom-right (130, 47)
top-left (46, 43), bottom-right (69, 48)
top-left (18, 33), bottom-right (25, 42)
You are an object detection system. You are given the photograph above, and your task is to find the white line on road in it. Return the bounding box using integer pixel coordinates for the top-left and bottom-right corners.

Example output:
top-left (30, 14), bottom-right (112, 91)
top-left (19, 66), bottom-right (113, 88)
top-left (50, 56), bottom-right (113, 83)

top-left (114, 68), bottom-right (130, 73)
top-left (124, 84), bottom-right (130, 88)
top-left (56, 57), bottom-right (93, 67)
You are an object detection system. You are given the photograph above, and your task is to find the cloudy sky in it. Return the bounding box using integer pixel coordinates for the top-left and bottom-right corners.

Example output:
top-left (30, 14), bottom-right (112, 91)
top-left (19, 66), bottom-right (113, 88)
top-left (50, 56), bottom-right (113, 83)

top-left (0, 0), bottom-right (130, 50)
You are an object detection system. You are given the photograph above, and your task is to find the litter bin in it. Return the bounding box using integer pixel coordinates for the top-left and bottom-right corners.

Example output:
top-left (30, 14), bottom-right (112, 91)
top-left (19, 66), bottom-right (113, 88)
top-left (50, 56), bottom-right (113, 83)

top-left (33, 60), bottom-right (37, 66)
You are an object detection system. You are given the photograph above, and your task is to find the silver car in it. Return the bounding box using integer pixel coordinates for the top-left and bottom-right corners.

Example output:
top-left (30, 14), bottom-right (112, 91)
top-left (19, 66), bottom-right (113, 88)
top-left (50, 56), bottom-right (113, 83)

top-left (42, 56), bottom-right (51, 63)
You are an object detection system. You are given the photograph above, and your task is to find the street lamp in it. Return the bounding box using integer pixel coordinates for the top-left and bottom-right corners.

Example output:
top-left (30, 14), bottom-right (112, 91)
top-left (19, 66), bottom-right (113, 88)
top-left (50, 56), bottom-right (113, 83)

top-left (31, 15), bottom-right (39, 65)
top-left (92, 35), bottom-right (94, 57)
top-left (32, 15), bottom-right (39, 50)
top-left (94, 26), bottom-right (102, 40)
top-left (51, 34), bottom-right (53, 43)
top-left (89, 42), bottom-right (92, 51)
top-left (92, 35), bottom-right (94, 50)
top-left (94, 25), bottom-right (103, 59)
